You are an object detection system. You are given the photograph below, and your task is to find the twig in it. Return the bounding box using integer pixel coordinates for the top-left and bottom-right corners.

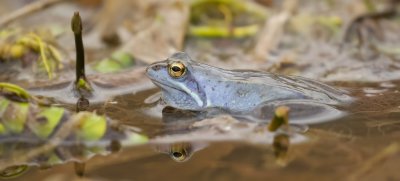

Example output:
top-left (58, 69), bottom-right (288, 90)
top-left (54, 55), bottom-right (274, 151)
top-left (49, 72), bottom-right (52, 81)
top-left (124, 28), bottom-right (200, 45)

top-left (0, 0), bottom-right (67, 28)
top-left (347, 143), bottom-right (400, 181)
top-left (342, 9), bottom-right (397, 44)
top-left (71, 12), bottom-right (85, 82)
top-left (72, 12), bottom-right (91, 111)
top-left (253, 0), bottom-right (298, 59)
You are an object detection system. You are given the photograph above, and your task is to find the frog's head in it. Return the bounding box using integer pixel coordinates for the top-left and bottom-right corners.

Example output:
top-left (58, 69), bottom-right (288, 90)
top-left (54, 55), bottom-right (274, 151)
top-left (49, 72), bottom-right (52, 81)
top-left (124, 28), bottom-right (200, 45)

top-left (146, 52), bottom-right (207, 110)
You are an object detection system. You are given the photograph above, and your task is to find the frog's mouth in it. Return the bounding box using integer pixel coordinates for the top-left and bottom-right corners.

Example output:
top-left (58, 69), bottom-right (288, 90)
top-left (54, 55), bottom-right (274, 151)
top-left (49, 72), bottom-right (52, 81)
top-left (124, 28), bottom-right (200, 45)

top-left (151, 79), bottom-right (206, 108)
top-left (152, 80), bottom-right (184, 93)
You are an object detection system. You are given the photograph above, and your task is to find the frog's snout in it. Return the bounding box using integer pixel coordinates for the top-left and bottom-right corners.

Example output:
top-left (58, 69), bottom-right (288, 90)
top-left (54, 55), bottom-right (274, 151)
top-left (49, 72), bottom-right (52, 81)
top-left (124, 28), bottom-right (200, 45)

top-left (146, 64), bottom-right (162, 73)
top-left (146, 64), bottom-right (164, 79)
top-left (145, 66), bottom-right (150, 73)
top-left (145, 65), bottom-right (154, 75)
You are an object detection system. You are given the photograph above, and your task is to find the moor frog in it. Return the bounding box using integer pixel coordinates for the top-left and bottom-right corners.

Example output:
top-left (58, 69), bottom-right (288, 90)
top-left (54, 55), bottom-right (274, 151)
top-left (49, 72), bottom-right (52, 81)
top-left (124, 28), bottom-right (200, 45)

top-left (145, 52), bottom-right (352, 122)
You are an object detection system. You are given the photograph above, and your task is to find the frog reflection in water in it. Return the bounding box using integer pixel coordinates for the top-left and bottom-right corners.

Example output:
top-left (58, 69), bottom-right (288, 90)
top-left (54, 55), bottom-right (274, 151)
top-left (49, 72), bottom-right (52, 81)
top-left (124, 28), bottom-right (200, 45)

top-left (146, 52), bottom-right (352, 121)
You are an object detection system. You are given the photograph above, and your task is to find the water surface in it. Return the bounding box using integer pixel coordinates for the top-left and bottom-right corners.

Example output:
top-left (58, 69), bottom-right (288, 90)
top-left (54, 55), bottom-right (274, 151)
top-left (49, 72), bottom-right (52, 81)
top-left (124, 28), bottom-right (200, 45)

top-left (8, 80), bottom-right (400, 181)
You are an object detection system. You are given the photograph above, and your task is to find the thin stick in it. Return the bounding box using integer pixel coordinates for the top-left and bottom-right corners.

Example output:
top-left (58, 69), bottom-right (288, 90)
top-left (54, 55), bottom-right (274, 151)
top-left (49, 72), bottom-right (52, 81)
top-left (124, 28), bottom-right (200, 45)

top-left (71, 12), bottom-right (91, 112)
top-left (71, 12), bottom-right (86, 82)
top-left (253, 0), bottom-right (297, 59)
top-left (0, 0), bottom-right (67, 28)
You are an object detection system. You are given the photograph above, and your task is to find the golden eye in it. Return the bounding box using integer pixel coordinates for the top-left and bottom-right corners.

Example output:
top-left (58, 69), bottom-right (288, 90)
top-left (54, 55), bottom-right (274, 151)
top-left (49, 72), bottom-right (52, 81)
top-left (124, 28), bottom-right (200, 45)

top-left (170, 149), bottom-right (187, 162)
top-left (169, 143), bottom-right (191, 162)
top-left (168, 61), bottom-right (186, 78)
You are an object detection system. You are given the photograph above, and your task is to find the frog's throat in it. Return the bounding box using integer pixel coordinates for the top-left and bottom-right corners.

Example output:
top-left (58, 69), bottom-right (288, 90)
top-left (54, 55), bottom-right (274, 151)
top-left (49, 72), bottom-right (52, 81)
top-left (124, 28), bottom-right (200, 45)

top-left (175, 82), bottom-right (205, 107)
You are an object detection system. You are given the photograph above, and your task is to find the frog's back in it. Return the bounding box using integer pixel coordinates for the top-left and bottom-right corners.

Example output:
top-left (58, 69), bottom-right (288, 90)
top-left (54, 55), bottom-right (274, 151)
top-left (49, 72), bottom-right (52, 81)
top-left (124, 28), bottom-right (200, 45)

top-left (258, 73), bottom-right (352, 104)
top-left (204, 65), bottom-right (352, 110)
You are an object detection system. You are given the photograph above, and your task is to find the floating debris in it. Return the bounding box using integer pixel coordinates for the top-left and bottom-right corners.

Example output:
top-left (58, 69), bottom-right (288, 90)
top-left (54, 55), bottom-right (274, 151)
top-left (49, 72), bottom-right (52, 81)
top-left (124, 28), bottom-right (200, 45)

top-left (0, 28), bottom-right (64, 79)
top-left (0, 83), bottom-right (148, 176)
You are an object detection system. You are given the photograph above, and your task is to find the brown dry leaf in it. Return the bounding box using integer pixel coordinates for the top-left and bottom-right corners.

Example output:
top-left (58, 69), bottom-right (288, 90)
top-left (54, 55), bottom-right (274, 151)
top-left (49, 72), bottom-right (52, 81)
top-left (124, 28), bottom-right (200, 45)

top-left (118, 0), bottom-right (189, 64)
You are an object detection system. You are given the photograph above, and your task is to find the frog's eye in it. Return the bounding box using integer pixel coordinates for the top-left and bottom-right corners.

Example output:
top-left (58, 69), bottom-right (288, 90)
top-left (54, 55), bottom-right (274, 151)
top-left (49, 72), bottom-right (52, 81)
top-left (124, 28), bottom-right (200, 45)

top-left (169, 143), bottom-right (191, 162)
top-left (170, 149), bottom-right (187, 162)
top-left (168, 61), bottom-right (186, 78)
top-left (170, 147), bottom-right (189, 162)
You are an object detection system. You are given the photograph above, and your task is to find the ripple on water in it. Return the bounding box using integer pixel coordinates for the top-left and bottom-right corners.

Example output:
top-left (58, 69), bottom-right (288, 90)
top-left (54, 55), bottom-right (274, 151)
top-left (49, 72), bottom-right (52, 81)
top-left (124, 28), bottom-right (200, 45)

top-left (249, 100), bottom-right (347, 124)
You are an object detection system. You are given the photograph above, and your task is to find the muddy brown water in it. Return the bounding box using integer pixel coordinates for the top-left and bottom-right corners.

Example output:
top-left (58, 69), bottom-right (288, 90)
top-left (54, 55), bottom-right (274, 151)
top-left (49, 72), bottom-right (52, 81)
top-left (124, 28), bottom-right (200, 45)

top-left (6, 80), bottom-right (400, 181)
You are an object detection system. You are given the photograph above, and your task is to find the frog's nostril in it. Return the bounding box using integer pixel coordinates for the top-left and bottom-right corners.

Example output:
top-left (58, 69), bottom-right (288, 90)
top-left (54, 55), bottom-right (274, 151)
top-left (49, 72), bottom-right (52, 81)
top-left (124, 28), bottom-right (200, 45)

top-left (152, 65), bottom-right (161, 71)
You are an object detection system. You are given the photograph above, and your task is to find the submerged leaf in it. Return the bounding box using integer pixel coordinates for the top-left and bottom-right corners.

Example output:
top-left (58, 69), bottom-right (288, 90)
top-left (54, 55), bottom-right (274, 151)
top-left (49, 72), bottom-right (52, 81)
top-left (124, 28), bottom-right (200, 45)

top-left (1, 100), bottom-right (29, 134)
top-left (30, 107), bottom-right (64, 139)
top-left (93, 51), bottom-right (134, 73)
top-left (76, 112), bottom-right (107, 141)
